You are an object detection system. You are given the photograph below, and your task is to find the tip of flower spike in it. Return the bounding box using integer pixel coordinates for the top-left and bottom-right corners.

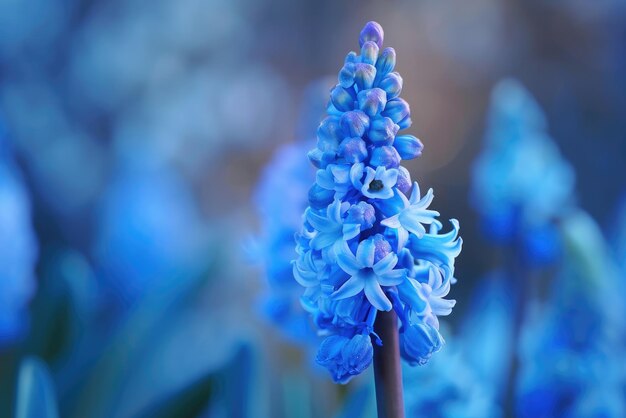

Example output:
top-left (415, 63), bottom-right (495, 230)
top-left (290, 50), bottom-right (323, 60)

top-left (359, 21), bottom-right (384, 48)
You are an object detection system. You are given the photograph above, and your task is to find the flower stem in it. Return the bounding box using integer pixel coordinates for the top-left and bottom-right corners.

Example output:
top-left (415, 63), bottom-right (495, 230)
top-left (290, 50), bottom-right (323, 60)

top-left (372, 309), bottom-right (405, 418)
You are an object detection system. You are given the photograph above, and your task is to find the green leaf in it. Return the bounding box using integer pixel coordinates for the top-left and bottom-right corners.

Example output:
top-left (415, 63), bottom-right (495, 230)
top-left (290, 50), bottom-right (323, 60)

top-left (15, 357), bottom-right (59, 418)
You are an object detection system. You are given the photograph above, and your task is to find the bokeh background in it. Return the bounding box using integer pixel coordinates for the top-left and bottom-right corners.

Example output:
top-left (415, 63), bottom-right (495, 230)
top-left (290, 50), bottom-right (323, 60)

top-left (0, 0), bottom-right (624, 417)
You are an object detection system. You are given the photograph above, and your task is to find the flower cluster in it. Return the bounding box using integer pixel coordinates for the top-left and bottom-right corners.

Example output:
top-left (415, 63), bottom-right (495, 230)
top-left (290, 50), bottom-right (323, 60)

top-left (293, 22), bottom-right (462, 383)
top-left (471, 79), bottom-right (575, 265)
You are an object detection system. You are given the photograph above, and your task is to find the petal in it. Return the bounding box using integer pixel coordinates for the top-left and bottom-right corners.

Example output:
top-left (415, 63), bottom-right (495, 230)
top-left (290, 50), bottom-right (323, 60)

top-left (430, 297), bottom-right (456, 316)
top-left (316, 169), bottom-right (335, 190)
top-left (350, 163), bottom-right (365, 188)
top-left (397, 280), bottom-right (429, 314)
top-left (292, 260), bottom-right (318, 287)
top-left (375, 188), bottom-right (407, 216)
top-left (397, 227), bottom-right (409, 251)
top-left (398, 212), bottom-right (427, 238)
top-left (380, 214), bottom-right (401, 229)
top-left (342, 223), bottom-right (361, 240)
top-left (331, 274), bottom-right (365, 300)
top-left (362, 166), bottom-right (376, 186)
top-left (330, 164), bottom-right (351, 184)
top-left (373, 253), bottom-right (398, 275)
top-left (306, 209), bottom-right (335, 233)
top-left (364, 278), bottom-right (392, 311)
top-left (408, 182), bottom-right (422, 205)
top-left (356, 239), bottom-right (376, 267)
top-left (336, 244), bottom-right (361, 276)
top-left (377, 268), bottom-right (406, 286)
top-left (328, 199), bottom-right (343, 222)
top-left (380, 168), bottom-right (399, 187)
top-left (415, 186), bottom-right (435, 208)
top-left (310, 231), bottom-right (339, 250)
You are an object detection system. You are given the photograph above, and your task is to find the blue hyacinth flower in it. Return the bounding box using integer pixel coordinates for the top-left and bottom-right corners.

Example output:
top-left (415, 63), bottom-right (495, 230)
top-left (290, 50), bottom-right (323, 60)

top-left (332, 237), bottom-right (406, 311)
top-left (471, 79), bottom-right (574, 265)
top-left (93, 163), bottom-right (209, 305)
top-left (516, 210), bottom-right (626, 418)
top-left (254, 140), bottom-right (319, 342)
top-left (403, 330), bottom-right (502, 418)
top-left (292, 21), bottom-right (462, 383)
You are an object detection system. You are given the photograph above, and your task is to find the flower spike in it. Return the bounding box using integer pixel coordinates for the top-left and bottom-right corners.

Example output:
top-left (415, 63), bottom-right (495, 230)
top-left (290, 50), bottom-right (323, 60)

top-left (293, 21), bottom-right (462, 384)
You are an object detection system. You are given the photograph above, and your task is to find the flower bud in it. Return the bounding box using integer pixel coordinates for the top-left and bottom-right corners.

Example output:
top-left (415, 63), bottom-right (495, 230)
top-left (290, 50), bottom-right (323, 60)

top-left (400, 322), bottom-right (444, 366)
top-left (394, 135), bottom-right (423, 160)
top-left (345, 51), bottom-right (359, 64)
top-left (338, 63), bottom-right (356, 88)
top-left (340, 110), bottom-right (370, 138)
top-left (396, 166), bottom-right (412, 194)
top-left (359, 21), bottom-right (384, 48)
top-left (357, 88), bottom-right (387, 117)
top-left (379, 72), bottom-right (403, 99)
top-left (370, 145), bottom-right (401, 168)
top-left (354, 63), bottom-right (376, 91)
top-left (398, 114), bottom-right (412, 130)
top-left (345, 201), bottom-right (376, 230)
top-left (316, 334), bottom-right (373, 384)
top-left (339, 137), bottom-right (368, 163)
top-left (368, 116), bottom-right (398, 146)
top-left (316, 116), bottom-right (342, 153)
top-left (371, 234), bottom-right (393, 262)
top-left (330, 85), bottom-right (356, 112)
top-left (360, 41), bottom-right (379, 65)
top-left (376, 47), bottom-right (396, 76)
top-left (382, 98), bottom-right (410, 124)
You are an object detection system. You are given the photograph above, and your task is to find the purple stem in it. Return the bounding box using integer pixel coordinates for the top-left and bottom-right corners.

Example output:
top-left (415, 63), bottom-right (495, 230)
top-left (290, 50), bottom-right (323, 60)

top-left (372, 309), bottom-right (405, 418)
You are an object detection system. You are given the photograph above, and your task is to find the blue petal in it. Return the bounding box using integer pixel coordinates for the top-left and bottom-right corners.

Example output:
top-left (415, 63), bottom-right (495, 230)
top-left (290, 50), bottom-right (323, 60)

top-left (364, 278), bottom-right (392, 311)
top-left (342, 223), bottom-right (361, 240)
top-left (377, 268), bottom-right (405, 286)
top-left (310, 231), bottom-right (340, 251)
top-left (305, 208), bottom-right (335, 233)
top-left (373, 253), bottom-right (397, 275)
top-left (356, 239), bottom-right (376, 267)
top-left (398, 211), bottom-right (427, 238)
top-left (350, 163), bottom-right (365, 188)
top-left (359, 21), bottom-right (384, 48)
top-left (332, 274), bottom-right (365, 300)
top-left (336, 245), bottom-right (361, 276)
top-left (316, 168), bottom-right (335, 190)
top-left (397, 280), bottom-right (428, 314)
top-left (375, 47), bottom-right (396, 76)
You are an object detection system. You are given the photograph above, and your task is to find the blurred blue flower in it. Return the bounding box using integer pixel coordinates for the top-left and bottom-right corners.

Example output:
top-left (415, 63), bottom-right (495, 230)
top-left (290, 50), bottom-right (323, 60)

top-left (0, 126), bottom-right (38, 345)
top-left (403, 330), bottom-right (502, 418)
top-left (517, 210), bottom-right (625, 418)
top-left (253, 141), bottom-right (317, 342)
top-left (471, 79), bottom-right (575, 265)
top-left (293, 21), bottom-right (462, 383)
top-left (93, 163), bottom-right (209, 305)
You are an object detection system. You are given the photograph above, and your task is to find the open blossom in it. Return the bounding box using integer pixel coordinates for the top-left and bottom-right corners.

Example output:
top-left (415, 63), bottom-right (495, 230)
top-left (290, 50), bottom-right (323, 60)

top-left (293, 21), bottom-right (462, 383)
